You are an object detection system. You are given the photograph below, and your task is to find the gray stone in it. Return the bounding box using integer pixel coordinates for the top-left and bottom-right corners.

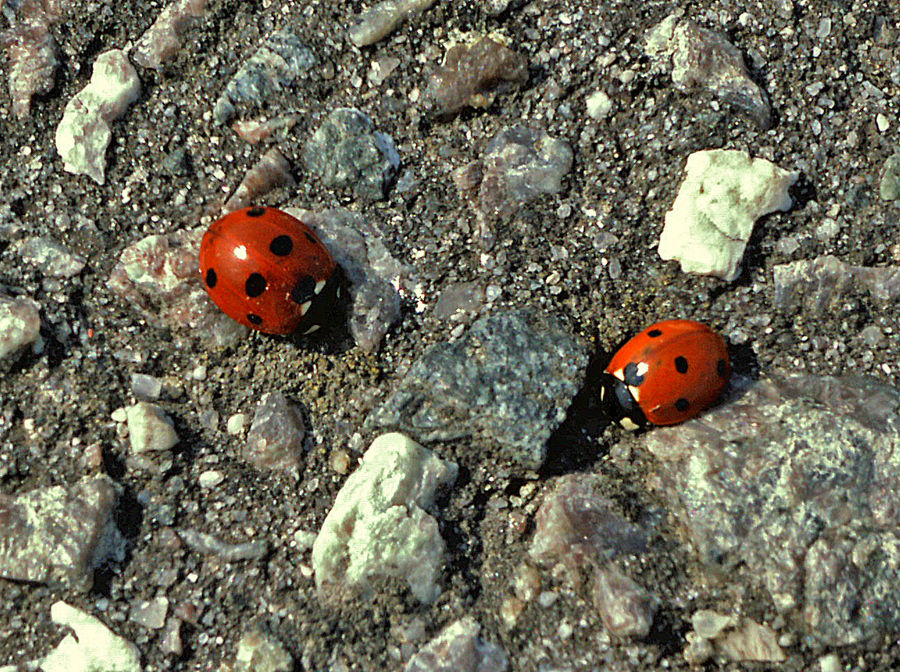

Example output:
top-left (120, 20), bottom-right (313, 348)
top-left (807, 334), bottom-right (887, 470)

top-left (881, 153), bottom-right (900, 200)
top-left (244, 392), bottom-right (306, 471)
top-left (369, 310), bottom-right (588, 470)
top-left (312, 433), bottom-right (457, 604)
top-left (126, 401), bottom-right (179, 454)
top-left (639, 374), bottom-right (900, 645)
top-left (529, 474), bottom-right (648, 568)
top-left (213, 29), bottom-right (316, 124)
top-left (773, 255), bottom-right (900, 314)
top-left (348, 0), bottom-right (436, 48)
top-left (130, 596), bottom-right (169, 629)
top-left (454, 126), bottom-right (573, 222)
top-left (426, 37), bottom-right (528, 117)
top-left (0, 475), bottom-right (123, 591)
top-left (176, 528), bottom-right (268, 561)
top-left (2, 0), bottom-right (61, 118)
top-left (15, 236), bottom-right (86, 277)
top-left (289, 208), bottom-right (404, 353)
top-left (592, 564), bottom-right (657, 639)
top-left (646, 16), bottom-right (772, 129)
top-left (303, 108), bottom-right (400, 201)
top-left (405, 618), bottom-right (508, 672)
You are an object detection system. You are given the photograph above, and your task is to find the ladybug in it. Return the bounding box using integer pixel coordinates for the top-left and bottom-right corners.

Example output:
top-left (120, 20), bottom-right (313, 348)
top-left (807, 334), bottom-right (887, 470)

top-left (199, 206), bottom-right (338, 335)
top-left (600, 319), bottom-right (730, 429)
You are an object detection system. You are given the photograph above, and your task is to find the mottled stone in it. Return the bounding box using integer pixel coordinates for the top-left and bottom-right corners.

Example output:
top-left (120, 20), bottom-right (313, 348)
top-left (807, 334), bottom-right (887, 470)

top-left (288, 208), bottom-right (404, 352)
top-left (126, 401), bottom-right (179, 454)
top-left (639, 374), bottom-right (900, 645)
top-left (213, 29), bottom-right (316, 124)
top-left (592, 564), bottom-right (657, 639)
top-left (646, 16), bottom-right (772, 129)
top-left (312, 433), bottom-right (458, 604)
top-left (349, 0), bottom-right (436, 47)
top-left (773, 255), bottom-right (900, 313)
top-left (369, 311), bottom-right (589, 470)
top-left (0, 475), bottom-right (123, 591)
top-left (658, 149), bottom-right (798, 280)
top-left (244, 392), bottom-right (306, 471)
top-left (0, 294), bottom-right (41, 364)
top-left (685, 614), bottom-right (785, 663)
top-left (132, 0), bottom-right (207, 70)
top-left (405, 618), bottom-right (508, 672)
top-left (15, 236), bottom-right (86, 277)
top-left (880, 153), bottom-right (900, 201)
top-left (23, 602), bottom-right (141, 672)
top-left (455, 127), bottom-right (573, 223)
top-left (224, 148), bottom-right (294, 213)
top-left (108, 229), bottom-right (249, 346)
top-left (1, 0), bottom-right (61, 118)
top-left (234, 629), bottom-right (293, 672)
top-left (55, 49), bottom-right (141, 184)
top-left (426, 37), bottom-right (528, 117)
top-left (529, 474), bottom-right (647, 568)
top-left (303, 108), bottom-right (400, 201)
top-left (432, 282), bottom-right (484, 321)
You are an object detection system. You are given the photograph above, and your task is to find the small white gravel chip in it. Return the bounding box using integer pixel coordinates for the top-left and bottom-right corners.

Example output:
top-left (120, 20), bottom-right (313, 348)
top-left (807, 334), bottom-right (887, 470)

top-left (198, 470), bottom-right (225, 488)
top-left (876, 113), bottom-right (890, 133)
top-left (586, 90), bottom-right (612, 119)
top-left (226, 413), bottom-right (248, 435)
top-left (126, 401), bottom-right (179, 453)
top-left (191, 364), bottom-right (207, 380)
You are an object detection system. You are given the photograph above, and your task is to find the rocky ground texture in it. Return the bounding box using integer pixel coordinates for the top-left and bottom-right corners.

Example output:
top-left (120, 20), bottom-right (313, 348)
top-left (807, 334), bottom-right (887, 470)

top-left (1, 0), bottom-right (900, 671)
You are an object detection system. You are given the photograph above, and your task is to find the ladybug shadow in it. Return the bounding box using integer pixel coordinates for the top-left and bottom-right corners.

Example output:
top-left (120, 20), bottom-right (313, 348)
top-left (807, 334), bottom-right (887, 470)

top-left (283, 267), bottom-right (356, 355)
top-left (540, 348), bottom-right (617, 478)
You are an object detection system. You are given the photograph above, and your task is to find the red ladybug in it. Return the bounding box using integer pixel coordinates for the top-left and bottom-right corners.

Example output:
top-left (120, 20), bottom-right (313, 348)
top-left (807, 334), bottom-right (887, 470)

top-left (199, 206), bottom-right (337, 335)
top-left (600, 319), bottom-right (730, 429)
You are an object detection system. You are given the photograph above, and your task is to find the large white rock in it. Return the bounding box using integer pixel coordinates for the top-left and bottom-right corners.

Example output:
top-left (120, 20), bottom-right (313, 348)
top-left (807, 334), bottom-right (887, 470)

top-left (0, 602), bottom-right (141, 672)
top-left (312, 432), bottom-right (457, 604)
top-left (658, 149), bottom-right (798, 281)
top-left (55, 49), bottom-right (140, 184)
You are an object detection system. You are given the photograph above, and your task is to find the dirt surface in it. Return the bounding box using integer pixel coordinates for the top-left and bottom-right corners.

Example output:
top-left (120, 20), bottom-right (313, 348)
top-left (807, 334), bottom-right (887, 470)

top-left (1, 0), bottom-right (899, 670)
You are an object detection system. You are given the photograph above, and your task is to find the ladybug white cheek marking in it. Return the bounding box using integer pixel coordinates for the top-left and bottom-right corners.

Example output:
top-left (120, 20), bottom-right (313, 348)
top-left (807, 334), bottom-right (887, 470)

top-left (233, 245), bottom-right (248, 260)
top-left (628, 385), bottom-right (641, 402)
top-left (315, 279), bottom-right (326, 294)
top-left (635, 362), bottom-right (649, 377)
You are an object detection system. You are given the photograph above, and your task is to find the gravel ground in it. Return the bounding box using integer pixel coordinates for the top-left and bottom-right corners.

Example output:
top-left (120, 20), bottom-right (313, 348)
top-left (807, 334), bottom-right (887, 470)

top-left (1, 0), bottom-right (899, 670)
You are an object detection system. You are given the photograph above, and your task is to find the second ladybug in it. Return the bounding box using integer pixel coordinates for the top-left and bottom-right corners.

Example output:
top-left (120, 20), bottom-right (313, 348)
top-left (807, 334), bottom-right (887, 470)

top-left (199, 206), bottom-right (338, 335)
top-left (600, 319), bottom-right (730, 429)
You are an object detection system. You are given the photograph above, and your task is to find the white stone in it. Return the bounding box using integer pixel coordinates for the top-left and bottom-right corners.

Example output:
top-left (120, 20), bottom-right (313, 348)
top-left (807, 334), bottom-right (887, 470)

top-left (55, 50), bottom-right (140, 184)
top-left (0, 294), bottom-right (41, 363)
top-left (405, 618), bottom-right (508, 672)
top-left (35, 602), bottom-right (140, 672)
top-left (126, 401), bottom-right (179, 453)
top-left (198, 469), bottom-right (224, 488)
top-left (586, 90), bottom-right (612, 119)
top-left (819, 653), bottom-right (842, 672)
top-left (658, 149), bottom-right (798, 280)
top-left (876, 113), bottom-right (890, 133)
top-left (226, 413), bottom-right (248, 435)
top-left (312, 432), bottom-right (457, 603)
top-left (692, 609), bottom-right (736, 639)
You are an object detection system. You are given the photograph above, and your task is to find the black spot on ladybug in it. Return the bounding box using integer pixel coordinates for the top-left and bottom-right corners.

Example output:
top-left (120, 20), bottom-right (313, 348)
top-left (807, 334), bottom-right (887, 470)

top-left (305, 232), bottom-right (318, 245)
top-left (291, 275), bottom-right (317, 304)
top-left (717, 359), bottom-right (728, 377)
top-left (623, 362), bottom-right (645, 387)
top-left (247, 313), bottom-right (263, 325)
top-left (205, 268), bottom-right (217, 288)
top-left (675, 356), bottom-right (689, 374)
top-left (245, 273), bottom-right (267, 297)
top-left (647, 329), bottom-right (663, 337)
top-left (269, 235), bottom-right (293, 256)
top-left (247, 206), bottom-right (266, 217)
top-left (675, 398), bottom-right (690, 412)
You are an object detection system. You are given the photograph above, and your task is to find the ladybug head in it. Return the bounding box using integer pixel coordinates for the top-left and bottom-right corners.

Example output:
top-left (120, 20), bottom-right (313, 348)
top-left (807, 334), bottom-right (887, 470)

top-left (599, 372), bottom-right (647, 431)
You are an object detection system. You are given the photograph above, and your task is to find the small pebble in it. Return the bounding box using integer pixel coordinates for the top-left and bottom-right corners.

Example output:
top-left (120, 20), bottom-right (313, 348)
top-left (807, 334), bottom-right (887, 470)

top-left (538, 591), bottom-right (559, 607)
top-left (876, 113), bottom-right (890, 133)
top-left (227, 413), bottom-right (248, 435)
top-left (198, 470), bottom-right (225, 488)
top-left (192, 365), bottom-right (207, 381)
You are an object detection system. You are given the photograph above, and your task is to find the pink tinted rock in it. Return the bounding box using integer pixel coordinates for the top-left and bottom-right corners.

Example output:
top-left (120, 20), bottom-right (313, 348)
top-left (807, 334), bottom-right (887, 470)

top-left (592, 564), bottom-right (657, 638)
top-left (426, 37), bottom-right (528, 117)
top-left (529, 473), bottom-right (647, 569)
top-left (108, 229), bottom-right (248, 346)
top-left (223, 148), bottom-right (295, 213)
top-left (0, 0), bottom-right (62, 118)
top-left (132, 0), bottom-right (207, 70)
